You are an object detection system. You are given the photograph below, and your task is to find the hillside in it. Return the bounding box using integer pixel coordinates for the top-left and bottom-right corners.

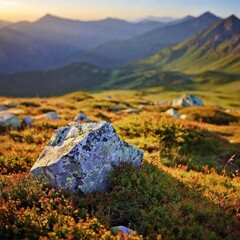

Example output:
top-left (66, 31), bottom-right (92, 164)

top-left (140, 15), bottom-right (240, 73)
top-left (0, 90), bottom-right (240, 239)
top-left (91, 12), bottom-right (221, 66)
top-left (0, 63), bottom-right (110, 97)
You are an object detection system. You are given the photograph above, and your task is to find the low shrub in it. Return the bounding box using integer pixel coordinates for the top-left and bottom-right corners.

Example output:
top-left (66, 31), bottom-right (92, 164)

top-left (179, 107), bottom-right (239, 125)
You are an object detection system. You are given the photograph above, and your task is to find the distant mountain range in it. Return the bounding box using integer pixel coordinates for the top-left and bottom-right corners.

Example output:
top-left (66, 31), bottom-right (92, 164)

top-left (137, 16), bottom-right (178, 23)
top-left (0, 15), bottom-right (164, 74)
top-left (0, 12), bottom-right (220, 74)
top-left (92, 12), bottom-right (221, 66)
top-left (0, 12), bottom-right (239, 97)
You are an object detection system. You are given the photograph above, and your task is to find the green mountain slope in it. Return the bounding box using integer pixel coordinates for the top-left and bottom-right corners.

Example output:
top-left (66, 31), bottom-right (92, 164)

top-left (140, 15), bottom-right (240, 73)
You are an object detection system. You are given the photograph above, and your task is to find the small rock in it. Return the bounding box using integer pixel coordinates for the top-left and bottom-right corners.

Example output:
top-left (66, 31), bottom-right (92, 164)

top-left (0, 105), bottom-right (7, 111)
top-left (111, 226), bottom-right (135, 236)
top-left (0, 111), bottom-right (21, 129)
top-left (124, 108), bottom-right (138, 114)
top-left (2, 101), bottom-right (20, 108)
top-left (180, 114), bottom-right (187, 120)
top-left (156, 101), bottom-right (170, 106)
top-left (112, 106), bottom-right (122, 112)
top-left (112, 103), bottom-right (128, 112)
top-left (30, 121), bottom-right (143, 193)
top-left (42, 112), bottom-right (60, 120)
top-left (138, 104), bottom-right (145, 110)
top-left (23, 116), bottom-right (35, 127)
top-left (74, 112), bottom-right (90, 122)
top-left (165, 108), bottom-right (180, 118)
top-left (172, 94), bottom-right (204, 107)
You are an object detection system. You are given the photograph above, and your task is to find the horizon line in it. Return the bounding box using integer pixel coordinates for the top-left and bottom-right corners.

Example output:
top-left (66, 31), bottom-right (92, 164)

top-left (1, 11), bottom-right (239, 24)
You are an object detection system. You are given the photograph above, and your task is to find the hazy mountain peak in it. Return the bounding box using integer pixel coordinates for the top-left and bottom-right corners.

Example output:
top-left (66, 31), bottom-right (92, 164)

top-left (144, 16), bottom-right (177, 22)
top-left (226, 14), bottom-right (239, 22)
top-left (100, 17), bottom-right (128, 23)
top-left (198, 11), bottom-right (219, 20)
top-left (36, 14), bottom-right (69, 23)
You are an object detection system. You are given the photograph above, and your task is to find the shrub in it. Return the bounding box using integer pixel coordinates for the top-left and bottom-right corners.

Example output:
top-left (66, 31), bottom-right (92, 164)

top-left (179, 107), bottom-right (239, 125)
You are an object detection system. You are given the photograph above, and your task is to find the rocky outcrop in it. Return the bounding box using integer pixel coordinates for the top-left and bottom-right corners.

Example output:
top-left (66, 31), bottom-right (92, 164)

top-left (172, 94), bottom-right (204, 107)
top-left (0, 111), bottom-right (21, 129)
top-left (31, 121), bottom-right (143, 193)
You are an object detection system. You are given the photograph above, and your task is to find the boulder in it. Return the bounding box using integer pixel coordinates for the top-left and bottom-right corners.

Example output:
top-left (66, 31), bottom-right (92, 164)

top-left (172, 94), bottom-right (204, 107)
top-left (165, 108), bottom-right (180, 118)
top-left (74, 112), bottom-right (89, 122)
top-left (30, 122), bottom-right (143, 193)
top-left (43, 111), bottom-right (60, 120)
top-left (0, 111), bottom-right (21, 129)
top-left (0, 105), bottom-right (7, 111)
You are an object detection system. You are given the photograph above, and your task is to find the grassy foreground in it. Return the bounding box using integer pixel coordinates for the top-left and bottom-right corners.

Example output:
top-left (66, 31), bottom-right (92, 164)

top-left (0, 91), bottom-right (240, 239)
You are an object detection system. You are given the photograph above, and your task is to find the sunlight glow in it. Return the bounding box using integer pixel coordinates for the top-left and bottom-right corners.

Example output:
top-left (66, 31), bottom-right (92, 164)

top-left (0, 0), bottom-right (239, 22)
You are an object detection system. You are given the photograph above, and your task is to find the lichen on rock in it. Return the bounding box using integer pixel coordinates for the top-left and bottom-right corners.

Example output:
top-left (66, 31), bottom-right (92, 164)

top-left (31, 121), bottom-right (144, 193)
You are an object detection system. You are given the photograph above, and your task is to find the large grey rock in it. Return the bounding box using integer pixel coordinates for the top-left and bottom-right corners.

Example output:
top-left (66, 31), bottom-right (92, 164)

top-left (0, 111), bottom-right (21, 129)
top-left (172, 94), bottom-right (204, 108)
top-left (30, 122), bottom-right (143, 193)
top-left (165, 108), bottom-right (180, 118)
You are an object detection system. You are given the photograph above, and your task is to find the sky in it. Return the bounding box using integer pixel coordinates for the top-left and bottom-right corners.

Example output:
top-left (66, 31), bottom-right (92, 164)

top-left (0, 0), bottom-right (239, 22)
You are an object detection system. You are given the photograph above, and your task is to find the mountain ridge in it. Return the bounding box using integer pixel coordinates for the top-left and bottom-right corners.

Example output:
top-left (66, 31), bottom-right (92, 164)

top-left (139, 15), bottom-right (240, 73)
top-left (91, 12), bottom-right (221, 66)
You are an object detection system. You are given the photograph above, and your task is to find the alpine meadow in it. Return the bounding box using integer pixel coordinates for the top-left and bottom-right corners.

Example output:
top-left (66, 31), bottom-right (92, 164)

top-left (0, 1), bottom-right (240, 239)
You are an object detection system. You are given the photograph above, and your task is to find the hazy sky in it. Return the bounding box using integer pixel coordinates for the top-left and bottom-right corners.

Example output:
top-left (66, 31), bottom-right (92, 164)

top-left (0, 0), bottom-right (239, 22)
